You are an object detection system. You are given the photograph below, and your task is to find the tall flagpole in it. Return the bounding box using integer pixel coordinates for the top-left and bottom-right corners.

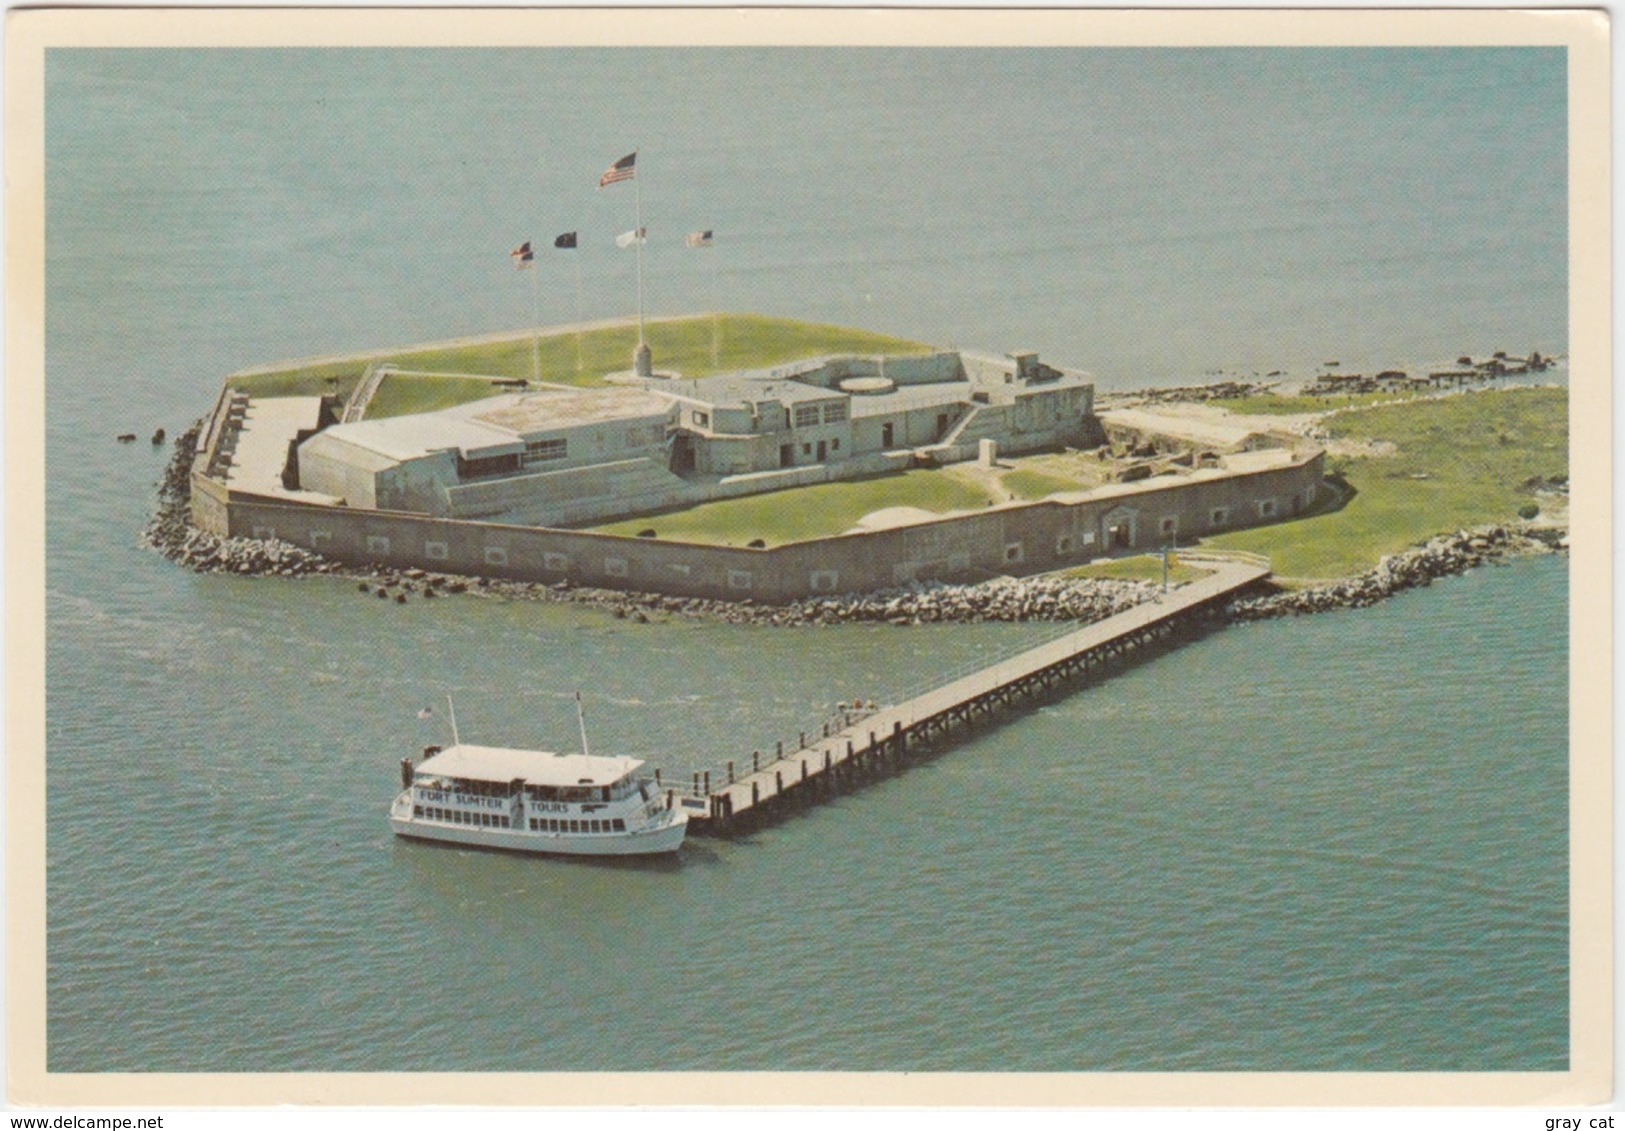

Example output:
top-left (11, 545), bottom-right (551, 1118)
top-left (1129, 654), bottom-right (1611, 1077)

top-left (529, 264), bottom-right (541, 385)
top-left (710, 240), bottom-right (721, 370)
top-left (573, 253), bottom-right (584, 374)
top-left (633, 163), bottom-right (645, 349)
top-left (600, 150), bottom-right (644, 375)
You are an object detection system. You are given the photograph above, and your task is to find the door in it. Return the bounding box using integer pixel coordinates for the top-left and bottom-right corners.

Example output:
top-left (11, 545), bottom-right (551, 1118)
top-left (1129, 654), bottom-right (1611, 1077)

top-left (816, 440), bottom-right (827, 461)
top-left (780, 444), bottom-right (794, 468)
top-left (881, 422), bottom-right (894, 447)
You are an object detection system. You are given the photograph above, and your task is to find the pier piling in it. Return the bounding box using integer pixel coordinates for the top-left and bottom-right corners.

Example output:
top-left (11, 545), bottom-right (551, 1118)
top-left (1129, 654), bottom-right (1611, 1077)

top-left (678, 558), bottom-right (1268, 836)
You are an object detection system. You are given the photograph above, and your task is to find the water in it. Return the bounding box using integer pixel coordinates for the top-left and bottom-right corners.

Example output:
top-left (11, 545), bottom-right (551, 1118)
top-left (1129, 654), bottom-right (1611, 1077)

top-left (42, 46), bottom-right (1567, 1071)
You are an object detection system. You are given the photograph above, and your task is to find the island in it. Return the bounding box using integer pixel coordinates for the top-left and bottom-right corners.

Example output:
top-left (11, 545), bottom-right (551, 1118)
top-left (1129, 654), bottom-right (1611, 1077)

top-left (147, 312), bottom-right (1567, 625)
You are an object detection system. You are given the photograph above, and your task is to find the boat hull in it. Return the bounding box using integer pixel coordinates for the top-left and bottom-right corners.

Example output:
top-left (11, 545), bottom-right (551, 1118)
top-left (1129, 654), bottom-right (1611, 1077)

top-left (389, 809), bottom-right (687, 857)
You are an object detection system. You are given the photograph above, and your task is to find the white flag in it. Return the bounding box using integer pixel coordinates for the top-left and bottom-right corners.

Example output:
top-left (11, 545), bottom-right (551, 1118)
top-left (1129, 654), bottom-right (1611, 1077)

top-left (616, 227), bottom-right (647, 248)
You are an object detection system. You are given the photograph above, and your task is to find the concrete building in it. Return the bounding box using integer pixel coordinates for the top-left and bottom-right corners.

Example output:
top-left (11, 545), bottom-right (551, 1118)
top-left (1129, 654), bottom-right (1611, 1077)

top-left (294, 349), bottom-right (1098, 527)
top-left (298, 386), bottom-right (674, 525)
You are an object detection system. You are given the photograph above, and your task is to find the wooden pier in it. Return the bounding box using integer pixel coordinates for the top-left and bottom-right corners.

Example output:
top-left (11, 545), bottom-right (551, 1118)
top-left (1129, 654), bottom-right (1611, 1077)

top-left (666, 554), bottom-right (1271, 834)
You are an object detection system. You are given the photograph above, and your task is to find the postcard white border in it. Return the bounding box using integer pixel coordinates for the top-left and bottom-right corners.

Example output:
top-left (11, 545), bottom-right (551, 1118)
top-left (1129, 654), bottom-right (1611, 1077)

top-left (5, 6), bottom-right (1611, 1108)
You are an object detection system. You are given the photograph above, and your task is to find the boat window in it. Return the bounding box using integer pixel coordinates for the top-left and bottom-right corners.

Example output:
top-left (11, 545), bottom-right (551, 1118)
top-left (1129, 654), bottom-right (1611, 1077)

top-left (612, 819), bottom-right (626, 832)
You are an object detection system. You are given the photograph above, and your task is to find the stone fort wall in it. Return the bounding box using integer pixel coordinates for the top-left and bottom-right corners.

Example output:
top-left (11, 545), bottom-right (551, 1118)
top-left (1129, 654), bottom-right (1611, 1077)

top-left (192, 451), bottom-right (1323, 602)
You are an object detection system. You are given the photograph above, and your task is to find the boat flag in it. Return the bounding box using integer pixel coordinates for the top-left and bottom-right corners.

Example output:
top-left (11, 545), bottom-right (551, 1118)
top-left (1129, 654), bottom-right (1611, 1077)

top-left (616, 227), bottom-right (647, 248)
top-left (510, 241), bottom-right (534, 269)
top-left (685, 229), bottom-right (714, 248)
top-left (598, 150), bottom-right (637, 188)
top-left (553, 231), bottom-right (578, 249)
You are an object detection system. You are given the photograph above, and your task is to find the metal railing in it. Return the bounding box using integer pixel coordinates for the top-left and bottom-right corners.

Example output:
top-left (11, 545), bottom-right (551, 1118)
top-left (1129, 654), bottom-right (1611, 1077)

top-left (659, 558), bottom-right (1271, 806)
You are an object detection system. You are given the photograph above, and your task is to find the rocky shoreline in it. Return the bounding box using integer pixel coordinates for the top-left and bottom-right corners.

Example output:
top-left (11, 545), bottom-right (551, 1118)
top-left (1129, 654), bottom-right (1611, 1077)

top-left (144, 421), bottom-right (1566, 628)
top-left (141, 422), bottom-right (1164, 626)
top-left (1224, 523), bottom-right (1567, 621)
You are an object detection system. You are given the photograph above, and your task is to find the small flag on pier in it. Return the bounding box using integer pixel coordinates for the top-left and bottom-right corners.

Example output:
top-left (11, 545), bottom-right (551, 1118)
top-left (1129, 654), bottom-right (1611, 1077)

top-left (685, 229), bottom-right (714, 248)
top-left (616, 227), bottom-right (647, 248)
top-left (509, 241), bottom-right (534, 268)
top-left (598, 151), bottom-right (637, 188)
top-left (553, 231), bottom-right (578, 249)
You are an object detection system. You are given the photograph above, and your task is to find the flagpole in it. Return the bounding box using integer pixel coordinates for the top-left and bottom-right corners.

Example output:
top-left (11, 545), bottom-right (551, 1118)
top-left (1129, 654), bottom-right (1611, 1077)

top-left (633, 163), bottom-right (645, 349)
top-left (573, 253), bottom-right (584, 374)
top-left (710, 242), bottom-right (721, 370)
top-left (529, 263), bottom-right (541, 385)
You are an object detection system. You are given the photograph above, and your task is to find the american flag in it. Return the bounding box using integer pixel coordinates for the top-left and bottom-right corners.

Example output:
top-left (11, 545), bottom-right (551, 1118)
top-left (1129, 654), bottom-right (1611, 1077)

top-left (598, 150), bottom-right (637, 188)
top-left (685, 229), bottom-right (714, 248)
top-left (510, 241), bottom-right (534, 268)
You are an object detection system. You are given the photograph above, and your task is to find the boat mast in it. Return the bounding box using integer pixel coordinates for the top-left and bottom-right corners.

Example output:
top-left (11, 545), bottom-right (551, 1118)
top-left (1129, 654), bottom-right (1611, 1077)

top-left (575, 691), bottom-right (591, 759)
top-left (447, 693), bottom-right (461, 745)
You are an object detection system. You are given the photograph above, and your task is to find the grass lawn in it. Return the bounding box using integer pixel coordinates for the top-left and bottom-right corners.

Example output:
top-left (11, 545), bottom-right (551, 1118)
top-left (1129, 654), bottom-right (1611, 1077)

top-left (1002, 468), bottom-right (1091, 500)
top-left (225, 314), bottom-right (932, 414)
top-left (367, 373), bottom-right (510, 419)
top-left (1205, 387), bottom-right (1566, 578)
top-left (588, 469), bottom-right (996, 547)
top-left (1214, 388), bottom-right (1432, 416)
top-left (1058, 555), bottom-right (1209, 585)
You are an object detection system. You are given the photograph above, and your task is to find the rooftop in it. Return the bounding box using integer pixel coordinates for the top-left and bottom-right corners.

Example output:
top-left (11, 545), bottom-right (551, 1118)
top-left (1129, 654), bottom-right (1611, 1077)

top-left (311, 411), bottom-right (518, 463)
top-left (660, 370), bottom-right (840, 410)
top-left (469, 386), bottom-right (672, 433)
top-left (416, 743), bottom-right (644, 787)
top-left (308, 387), bottom-right (672, 464)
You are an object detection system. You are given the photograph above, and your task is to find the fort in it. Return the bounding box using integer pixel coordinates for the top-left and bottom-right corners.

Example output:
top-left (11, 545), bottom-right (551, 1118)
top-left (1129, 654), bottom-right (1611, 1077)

top-left (185, 317), bottom-right (1328, 601)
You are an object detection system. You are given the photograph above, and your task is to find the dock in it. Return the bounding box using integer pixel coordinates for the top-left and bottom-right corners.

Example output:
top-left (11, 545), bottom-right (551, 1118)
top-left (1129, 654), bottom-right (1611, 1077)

top-left (664, 553), bottom-right (1271, 834)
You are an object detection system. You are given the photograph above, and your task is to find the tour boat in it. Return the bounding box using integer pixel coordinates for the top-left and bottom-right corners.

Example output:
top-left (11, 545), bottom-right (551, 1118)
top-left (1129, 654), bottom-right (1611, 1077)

top-left (388, 696), bottom-right (687, 856)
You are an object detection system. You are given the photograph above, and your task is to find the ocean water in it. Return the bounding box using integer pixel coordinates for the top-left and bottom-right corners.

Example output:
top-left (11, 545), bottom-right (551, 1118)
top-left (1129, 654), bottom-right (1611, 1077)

top-left (41, 45), bottom-right (1568, 1072)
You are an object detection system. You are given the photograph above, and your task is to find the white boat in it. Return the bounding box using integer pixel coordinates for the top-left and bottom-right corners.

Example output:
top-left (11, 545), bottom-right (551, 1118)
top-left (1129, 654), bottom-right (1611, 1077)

top-left (388, 696), bottom-right (687, 856)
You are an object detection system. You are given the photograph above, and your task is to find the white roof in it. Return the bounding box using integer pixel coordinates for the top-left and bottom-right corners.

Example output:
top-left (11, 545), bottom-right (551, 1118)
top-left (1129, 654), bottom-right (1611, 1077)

top-left (308, 387), bottom-right (672, 465)
top-left (415, 743), bottom-right (643, 787)
top-left (313, 413), bottom-right (518, 464)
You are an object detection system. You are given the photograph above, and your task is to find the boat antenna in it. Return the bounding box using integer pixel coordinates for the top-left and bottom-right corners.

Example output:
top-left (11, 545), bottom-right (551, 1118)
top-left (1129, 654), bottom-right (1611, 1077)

top-left (575, 691), bottom-right (591, 759)
top-left (446, 693), bottom-right (461, 746)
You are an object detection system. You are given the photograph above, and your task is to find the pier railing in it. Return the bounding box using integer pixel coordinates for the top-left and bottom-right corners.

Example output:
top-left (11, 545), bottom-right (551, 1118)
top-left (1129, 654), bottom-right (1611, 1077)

top-left (658, 556), bottom-right (1276, 804)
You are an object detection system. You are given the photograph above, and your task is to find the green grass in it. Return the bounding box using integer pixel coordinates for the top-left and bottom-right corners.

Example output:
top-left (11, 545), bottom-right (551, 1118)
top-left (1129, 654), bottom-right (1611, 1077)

top-left (1059, 555), bottom-right (1208, 585)
top-left (225, 313), bottom-right (933, 415)
top-left (367, 373), bottom-right (511, 419)
top-left (588, 469), bottom-right (996, 547)
top-left (1214, 388), bottom-right (1432, 415)
top-left (1002, 468), bottom-right (1090, 500)
top-left (1205, 387), bottom-right (1566, 578)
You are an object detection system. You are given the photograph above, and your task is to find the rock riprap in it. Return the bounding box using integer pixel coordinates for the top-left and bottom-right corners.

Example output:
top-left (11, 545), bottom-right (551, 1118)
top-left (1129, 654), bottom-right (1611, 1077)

top-left (1226, 524), bottom-right (1563, 621)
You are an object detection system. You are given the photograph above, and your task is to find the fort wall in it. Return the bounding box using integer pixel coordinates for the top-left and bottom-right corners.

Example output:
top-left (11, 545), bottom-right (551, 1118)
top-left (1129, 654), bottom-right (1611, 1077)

top-left (197, 449), bottom-right (1324, 602)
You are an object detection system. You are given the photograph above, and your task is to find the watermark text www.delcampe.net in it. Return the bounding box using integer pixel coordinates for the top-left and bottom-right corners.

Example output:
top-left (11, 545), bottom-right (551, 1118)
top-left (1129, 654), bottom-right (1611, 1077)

top-left (10, 1119), bottom-right (163, 1129)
